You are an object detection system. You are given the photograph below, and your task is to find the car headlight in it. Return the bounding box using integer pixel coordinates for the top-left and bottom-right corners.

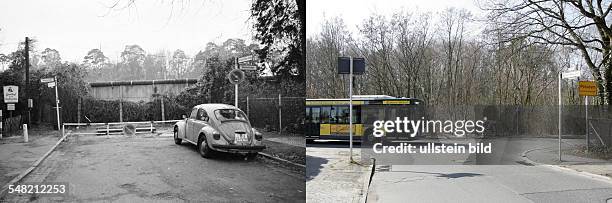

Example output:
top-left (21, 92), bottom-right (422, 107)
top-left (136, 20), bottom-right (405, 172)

top-left (212, 129), bottom-right (221, 140)
top-left (253, 128), bottom-right (262, 141)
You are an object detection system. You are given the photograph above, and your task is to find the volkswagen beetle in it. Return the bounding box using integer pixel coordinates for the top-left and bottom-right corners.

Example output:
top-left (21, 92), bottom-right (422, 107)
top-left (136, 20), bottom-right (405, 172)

top-left (173, 104), bottom-right (265, 158)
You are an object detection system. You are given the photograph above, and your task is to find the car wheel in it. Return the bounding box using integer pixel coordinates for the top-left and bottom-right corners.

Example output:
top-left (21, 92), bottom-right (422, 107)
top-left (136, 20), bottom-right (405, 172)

top-left (174, 128), bottom-right (182, 145)
top-left (198, 135), bottom-right (212, 158)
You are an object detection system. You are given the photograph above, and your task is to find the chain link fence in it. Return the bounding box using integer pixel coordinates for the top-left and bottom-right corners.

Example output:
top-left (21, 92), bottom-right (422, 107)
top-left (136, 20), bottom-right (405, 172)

top-left (237, 95), bottom-right (305, 134)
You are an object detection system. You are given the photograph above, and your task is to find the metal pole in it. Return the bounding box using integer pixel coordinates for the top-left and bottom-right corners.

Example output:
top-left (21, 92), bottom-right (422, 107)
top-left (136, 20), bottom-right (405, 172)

top-left (279, 94), bottom-right (282, 134)
top-left (349, 56), bottom-right (354, 162)
top-left (585, 96), bottom-right (589, 152)
top-left (0, 110), bottom-right (3, 139)
top-left (235, 58), bottom-right (239, 107)
top-left (246, 96), bottom-right (250, 116)
top-left (558, 72), bottom-right (562, 162)
top-left (55, 76), bottom-right (61, 131)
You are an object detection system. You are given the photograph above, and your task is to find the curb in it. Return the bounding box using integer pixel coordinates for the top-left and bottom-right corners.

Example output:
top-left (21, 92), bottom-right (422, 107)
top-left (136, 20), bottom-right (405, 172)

top-left (359, 158), bottom-right (376, 203)
top-left (0, 131), bottom-right (71, 198)
top-left (258, 152), bottom-right (305, 168)
top-left (521, 148), bottom-right (612, 184)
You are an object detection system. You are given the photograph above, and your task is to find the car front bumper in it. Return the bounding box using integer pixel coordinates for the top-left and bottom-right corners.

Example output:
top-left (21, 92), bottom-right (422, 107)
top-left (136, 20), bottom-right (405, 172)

top-left (211, 144), bottom-right (266, 153)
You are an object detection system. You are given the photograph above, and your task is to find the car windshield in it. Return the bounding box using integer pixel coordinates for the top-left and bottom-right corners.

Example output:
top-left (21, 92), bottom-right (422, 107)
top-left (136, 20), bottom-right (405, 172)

top-left (214, 109), bottom-right (248, 122)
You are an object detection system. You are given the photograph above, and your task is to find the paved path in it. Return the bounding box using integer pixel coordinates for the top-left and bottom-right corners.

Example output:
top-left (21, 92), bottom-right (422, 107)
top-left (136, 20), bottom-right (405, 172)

top-left (307, 143), bottom-right (371, 203)
top-left (0, 131), bottom-right (62, 189)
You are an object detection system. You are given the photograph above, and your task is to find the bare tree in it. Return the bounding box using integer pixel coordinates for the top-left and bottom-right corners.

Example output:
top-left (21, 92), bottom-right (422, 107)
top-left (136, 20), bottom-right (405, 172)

top-left (483, 0), bottom-right (612, 105)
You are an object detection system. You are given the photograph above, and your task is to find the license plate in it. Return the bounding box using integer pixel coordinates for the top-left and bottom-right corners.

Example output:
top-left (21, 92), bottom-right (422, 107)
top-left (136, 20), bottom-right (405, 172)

top-left (234, 133), bottom-right (248, 144)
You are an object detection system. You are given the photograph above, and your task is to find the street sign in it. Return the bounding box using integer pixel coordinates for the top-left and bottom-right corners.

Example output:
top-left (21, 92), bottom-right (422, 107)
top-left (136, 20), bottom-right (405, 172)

top-left (238, 55), bottom-right (256, 63)
top-left (562, 70), bottom-right (581, 79)
top-left (579, 81), bottom-right (598, 96)
top-left (239, 65), bottom-right (258, 71)
top-left (3, 86), bottom-right (18, 103)
top-left (227, 69), bottom-right (245, 84)
top-left (338, 57), bottom-right (365, 74)
top-left (28, 99), bottom-right (33, 108)
top-left (40, 78), bottom-right (54, 83)
top-left (48, 82), bottom-right (56, 88)
top-left (7, 104), bottom-right (15, 111)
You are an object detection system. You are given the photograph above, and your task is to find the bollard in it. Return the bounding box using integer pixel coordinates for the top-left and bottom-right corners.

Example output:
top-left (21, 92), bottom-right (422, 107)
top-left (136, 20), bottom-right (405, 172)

top-left (23, 124), bottom-right (28, 142)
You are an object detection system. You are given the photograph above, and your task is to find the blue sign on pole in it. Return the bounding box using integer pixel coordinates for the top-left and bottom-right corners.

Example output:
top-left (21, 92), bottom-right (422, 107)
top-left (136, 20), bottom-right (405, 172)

top-left (338, 57), bottom-right (365, 74)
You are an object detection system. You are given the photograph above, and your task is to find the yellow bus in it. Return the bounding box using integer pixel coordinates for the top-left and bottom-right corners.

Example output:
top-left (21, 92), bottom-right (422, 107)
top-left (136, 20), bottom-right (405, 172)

top-left (305, 95), bottom-right (423, 142)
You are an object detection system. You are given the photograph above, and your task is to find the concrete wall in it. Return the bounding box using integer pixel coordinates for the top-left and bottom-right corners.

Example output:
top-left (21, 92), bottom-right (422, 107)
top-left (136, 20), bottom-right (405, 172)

top-left (89, 79), bottom-right (198, 102)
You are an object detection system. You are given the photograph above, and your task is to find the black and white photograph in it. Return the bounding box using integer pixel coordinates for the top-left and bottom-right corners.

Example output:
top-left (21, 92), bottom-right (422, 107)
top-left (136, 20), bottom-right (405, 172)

top-left (0, 0), bottom-right (305, 202)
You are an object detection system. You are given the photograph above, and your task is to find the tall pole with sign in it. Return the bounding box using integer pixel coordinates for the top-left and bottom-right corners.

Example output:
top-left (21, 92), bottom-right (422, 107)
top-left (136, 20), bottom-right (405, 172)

top-left (338, 57), bottom-right (365, 162)
top-left (54, 76), bottom-right (60, 131)
top-left (235, 58), bottom-right (239, 107)
top-left (578, 80), bottom-right (598, 151)
top-left (41, 77), bottom-right (60, 131)
top-left (349, 56), bottom-right (354, 161)
top-left (559, 70), bottom-right (581, 162)
top-left (558, 72), bottom-right (562, 162)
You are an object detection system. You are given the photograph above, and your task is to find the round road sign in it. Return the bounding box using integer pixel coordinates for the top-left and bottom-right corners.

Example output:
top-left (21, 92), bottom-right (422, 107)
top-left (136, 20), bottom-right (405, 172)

top-left (227, 69), bottom-right (246, 84)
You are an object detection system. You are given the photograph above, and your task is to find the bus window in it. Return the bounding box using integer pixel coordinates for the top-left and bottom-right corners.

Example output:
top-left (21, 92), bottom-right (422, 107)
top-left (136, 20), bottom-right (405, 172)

top-left (330, 107), bottom-right (338, 124)
top-left (353, 106), bottom-right (361, 124)
top-left (311, 107), bottom-right (320, 123)
top-left (337, 106), bottom-right (349, 124)
top-left (305, 107), bottom-right (311, 123)
top-left (321, 107), bottom-right (331, 124)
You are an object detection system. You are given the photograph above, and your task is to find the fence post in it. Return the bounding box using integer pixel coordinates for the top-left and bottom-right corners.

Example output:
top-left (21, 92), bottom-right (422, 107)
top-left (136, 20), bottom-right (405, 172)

top-left (278, 94), bottom-right (282, 135)
top-left (77, 97), bottom-right (81, 129)
top-left (0, 110), bottom-right (3, 139)
top-left (23, 124), bottom-right (28, 143)
top-left (161, 96), bottom-right (166, 121)
top-left (119, 86), bottom-right (123, 123)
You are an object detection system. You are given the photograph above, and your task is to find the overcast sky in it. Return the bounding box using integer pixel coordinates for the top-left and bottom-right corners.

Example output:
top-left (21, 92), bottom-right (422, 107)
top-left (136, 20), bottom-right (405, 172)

top-left (307, 0), bottom-right (485, 38)
top-left (0, 0), bottom-right (254, 62)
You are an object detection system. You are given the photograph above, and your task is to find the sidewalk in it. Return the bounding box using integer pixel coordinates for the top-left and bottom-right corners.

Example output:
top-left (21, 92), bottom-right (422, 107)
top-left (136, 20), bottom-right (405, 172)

top-left (307, 147), bottom-right (372, 203)
top-left (524, 147), bottom-right (612, 179)
top-left (263, 132), bottom-right (305, 147)
top-left (0, 127), bottom-right (63, 188)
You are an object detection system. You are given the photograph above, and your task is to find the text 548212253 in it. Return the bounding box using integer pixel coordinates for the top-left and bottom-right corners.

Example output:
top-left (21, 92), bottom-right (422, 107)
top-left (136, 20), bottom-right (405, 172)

top-left (7, 183), bottom-right (68, 196)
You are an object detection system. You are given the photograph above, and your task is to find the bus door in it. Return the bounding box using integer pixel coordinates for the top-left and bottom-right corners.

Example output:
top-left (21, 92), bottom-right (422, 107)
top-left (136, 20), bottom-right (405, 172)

top-left (305, 107), bottom-right (321, 137)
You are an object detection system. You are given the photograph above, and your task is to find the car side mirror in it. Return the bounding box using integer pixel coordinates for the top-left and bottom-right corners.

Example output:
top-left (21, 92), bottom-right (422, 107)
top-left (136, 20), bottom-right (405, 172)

top-left (182, 115), bottom-right (187, 119)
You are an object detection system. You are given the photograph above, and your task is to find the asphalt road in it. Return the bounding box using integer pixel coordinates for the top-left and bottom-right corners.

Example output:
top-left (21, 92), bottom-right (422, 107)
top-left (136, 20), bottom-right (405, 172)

top-left (307, 138), bottom-right (612, 203)
top-left (2, 135), bottom-right (305, 202)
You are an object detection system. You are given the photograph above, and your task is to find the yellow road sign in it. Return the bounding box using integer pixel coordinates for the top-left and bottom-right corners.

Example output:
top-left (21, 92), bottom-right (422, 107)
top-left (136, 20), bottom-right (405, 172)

top-left (579, 81), bottom-right (598, 96)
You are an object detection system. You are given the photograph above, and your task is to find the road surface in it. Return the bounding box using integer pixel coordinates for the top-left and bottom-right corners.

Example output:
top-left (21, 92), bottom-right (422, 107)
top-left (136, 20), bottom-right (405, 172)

top-left (2, 135), bottom-right (305, 202)
top-left (367, 138), bottom-right (612, 202)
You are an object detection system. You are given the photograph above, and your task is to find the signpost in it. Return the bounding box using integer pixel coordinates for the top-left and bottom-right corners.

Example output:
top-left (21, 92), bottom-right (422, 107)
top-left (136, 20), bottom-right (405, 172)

top-left (229, 60), bottom-right (246, 107)
top-left (231, 55), bottom-right (259, 108)
top-left (40, 77), bottom-right (61, 131)
top-left (578, 81), bottom-right (598, 151)
top-left (558, 70), bottom-right (581, 162)
top-left (338, 56), bottom-right (366, 162)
